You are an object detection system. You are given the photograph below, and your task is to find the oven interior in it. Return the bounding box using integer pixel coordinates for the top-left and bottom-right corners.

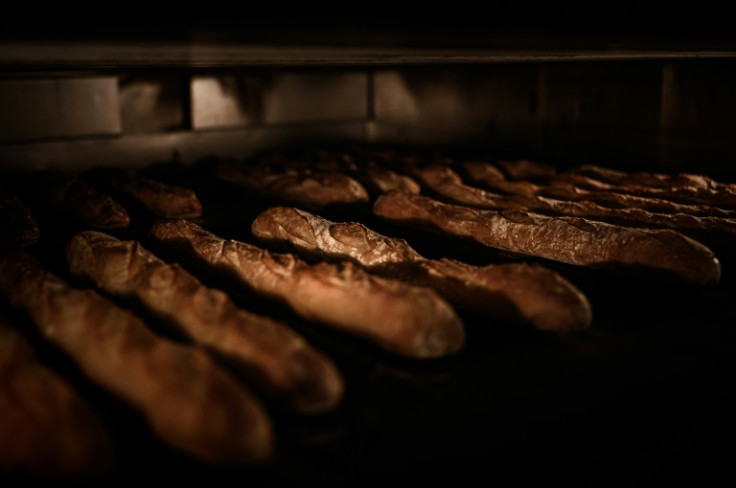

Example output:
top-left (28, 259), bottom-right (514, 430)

top-left (2, 9), bottom-right (736, 486)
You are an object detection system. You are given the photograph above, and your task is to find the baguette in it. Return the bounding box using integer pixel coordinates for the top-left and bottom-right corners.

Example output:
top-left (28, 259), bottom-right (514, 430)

top-left (461, 161), bottom-right (734, 217)
top-left (216, 160), bottom-right (369, 211)
top-left (0, 191), bottom-right (41, 251)
top-left (251, 207), bottom-right (593, 333)
top-left (460, 161), bottom-right (537, 197)
top-left (302, 150), bottom-right (422, 196)
top-left (373, 190), bottom-right (721, 286)
top-left (569, 164), bottom-right (736, 193)
top-left (0, 315), bottom-right (113, 478)
top-left (495, 158), bottom-right (557, 181)
top-left (414, 164), bottom-right (736, 254)
top-left (38, 172), bottom-right (130, 230)
top-left (242, 147), bottom-right (419, 196)
top-left (460, 160), bottom-right (506, 184)
top-left (105, 170), bottom-right (204, 219)
top-left (350, 166), bottom-right (421, 196)
top-left (149, 219), bottom-right (465, 359)
top-left (554, 165), bottom-right (736, 209)
top-left (0, 252), bottom-right (274, 464)
top-left (66, 231), bottom-right (343, 414)
top-left (537, 181), bottom-right (736, 218)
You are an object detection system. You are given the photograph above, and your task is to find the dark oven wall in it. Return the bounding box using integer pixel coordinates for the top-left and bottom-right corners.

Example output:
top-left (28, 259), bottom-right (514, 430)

top-left (2, 59), bottom-right (736, 179)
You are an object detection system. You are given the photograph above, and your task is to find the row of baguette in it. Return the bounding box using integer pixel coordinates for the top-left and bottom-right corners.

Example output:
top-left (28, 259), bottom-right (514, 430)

top-left (0, 216), bottom-right (466, 476)
top-left (0, 201), bottom-right (605, 476)
top-left (216, 146), bottom-right (729, 286)
top-left (0, 167), bottom-right (204, 246)
top-left (0, 170), bottom-right (211, 475)
top-left (3, 145), bottom-right (735, 477)
top-left (0, 203), bottom-right (721, 476)
top-left (4, 144), bottom-right (734, 288)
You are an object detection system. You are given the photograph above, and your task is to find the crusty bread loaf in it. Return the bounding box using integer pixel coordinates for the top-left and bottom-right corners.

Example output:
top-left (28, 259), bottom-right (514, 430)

top-left (412, 258), bottom-right (592, 332)
top-left (66, 231), bottom-right (343, 414)
top-left (414, 164), bottom-right (736, 254)
top-left (38, 172), bottom-right (130, 230)
top-left (413, 163), bottom-right (545, 211)
top-left (495, 158), bottom-right (557, 181)
top-left (252, 206), bottom-right (425, 268)
top-left (460, 161), bottom-right (538, 197)
top-left (373, 190), bottom-right (721, 286)
top-left (460, 160), bottom-right (734, 217)
top-left (251, 207), bottom-right (593, 333)
top-left (236, 146), bottom-right (419, 197)
top-left (460, 161), bottom-right (505, 184)
top-left (216, 160), bottom-right (369, 211)
top-left (351, 166), bottom-right (421, 196)
top-left (108, 171), bottom-right (203, 218)
top-left (149, 219), bottom-right (465, 359)
top-left (0, 315), bottom-right (113, 478)
top-left (554, 165), bottom-right (736, 209)
top-left (569, 164), bottom-right (736, 193)
top-left (0, 252), bottom-right (274, 464)
top-left (537, 181), bottom-right (736, 218)
top-left (0, 191), bottom-right (41, 251)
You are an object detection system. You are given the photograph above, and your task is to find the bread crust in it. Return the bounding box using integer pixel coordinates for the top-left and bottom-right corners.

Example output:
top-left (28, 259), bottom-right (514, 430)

top-left (40, 173), bottom-right (130, 230)
top-left (569, 164), bottom-right (736, 192)
top-left (150, 219), bottom-right (465, 359)
top-left (66, 231), bottom-right (343, 414)
top-left (0, 316), bottom-right (113, 478)
top-left (0, 252), bottom-right (274, 464)
top-left (460, 161), bottom-right (506, 184)
top-left (251, 206), bottom-right (593, 333)
top-left (539, 181), bottom-right (735, 218)
top-left (113, 173), bottom-right (203, 218)
top-left (373, 190), bottom-right (721, 286)
top-left (216, 160), bottom-right (369, 210)
top-left (414, 164), bottom-right (736, 253)
top-left (460, 161), bottom-right (539, 197)
top-left (555, 164), bottom-right (736, 209)
top-left (461, 161), bottom-right (734, 217)
top-left (495, 158), bottom-right (558, 181)
top-left (352, 166), bottom-right (421, 196)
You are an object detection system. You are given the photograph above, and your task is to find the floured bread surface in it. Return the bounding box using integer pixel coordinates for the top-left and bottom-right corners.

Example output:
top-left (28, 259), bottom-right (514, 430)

top-left (66, 230), bottom-right (344, 414)
top-left (0, 252), bottom-right (275, 464)
top-left (374, 191), bottom-right (721, 286)
top-left (252, 206), bottom-right (593, 332)
top-left (151, 219), bottom-right (465, 359)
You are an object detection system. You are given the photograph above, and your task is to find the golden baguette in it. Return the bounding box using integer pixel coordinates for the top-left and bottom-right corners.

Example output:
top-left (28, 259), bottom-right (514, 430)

top-left (538, 182), bottom-right (736, 218)
top-left (0, 252), bottom-right (274, 464)
top-left (460, 161), bottom-right (538, 197)
top-left (251, 206), bottom-right (592, 333)
top-left (104, 170), bottom-right (204, 218)
top-left (0, 315), bottom-right (113, 478)
top-left (351, 166), bottom-right (421, 196)
top-left (66, 231), bottom-right (344, 414)
top-left (496, 158), bottom-right (558, 181)
top-left (460, 160), bottom-right (506, 184)
top-left (461, 161), bottom-right (736, 217)
top-left (216, 160), bottom-right (369, 211)
top-left (149, 219), bottom-right (465, 359)
top-left (554, 164), bottom-right (736, 209)
top-left (568, 164), bottom-right (736, 193)
top-left (373, 190), bottom-right (721, 286)
top-left (413, 164), bottom-right (736, 256)
top-left (39, 172), bottom-right (130, 230)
